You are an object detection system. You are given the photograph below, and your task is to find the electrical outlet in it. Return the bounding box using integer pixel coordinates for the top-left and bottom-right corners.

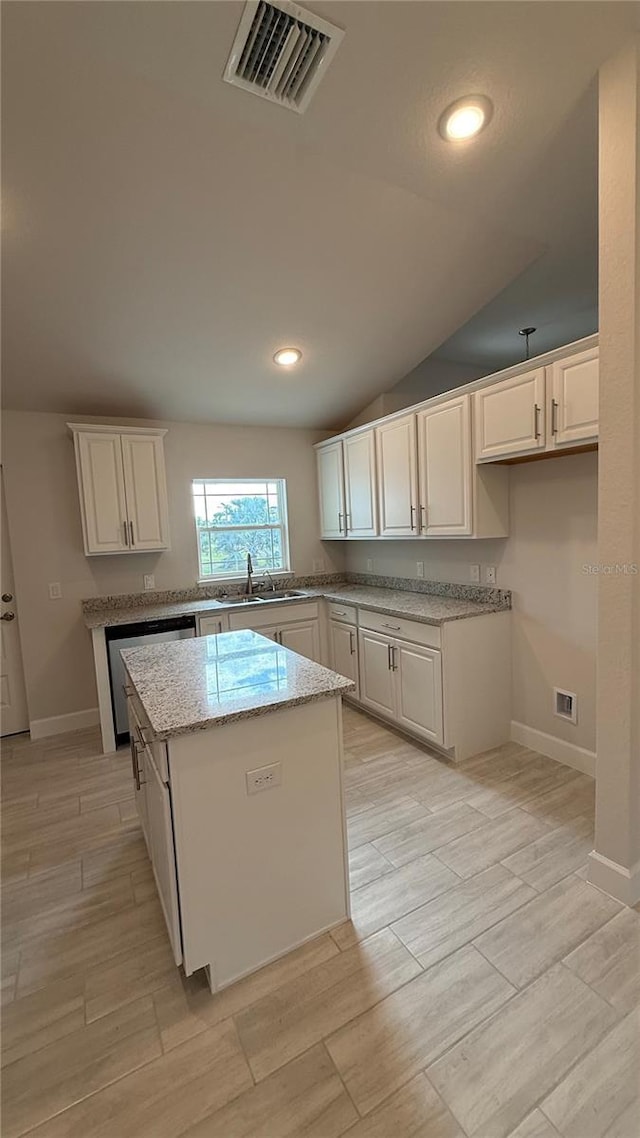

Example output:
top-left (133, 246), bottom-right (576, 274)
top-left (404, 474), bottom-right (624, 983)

top-left (416, 561), bottom-right (424, 579)
top-left (485, 566), bottom-right (496, 585)
top-left (143, 574), bottom-right (155, 591)
top-left (246, 762), bottom-right (282, 795)
top-left (366, 558), bottom-right (374, 573)
top-left (312, 558), bottom-right (324, 573)
top-left (48, 582), bottom-right (62, 599)
top-left (469, 564), bottom-right (480, 583)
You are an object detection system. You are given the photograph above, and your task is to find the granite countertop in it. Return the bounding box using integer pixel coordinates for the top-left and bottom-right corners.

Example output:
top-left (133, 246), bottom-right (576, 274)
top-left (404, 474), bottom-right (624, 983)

top-left (84, 582), bottom-right (509, 630)
top-left (122, 629), bottom-right (354, 739)
top-left (301, 585), bottom-right (507, 625)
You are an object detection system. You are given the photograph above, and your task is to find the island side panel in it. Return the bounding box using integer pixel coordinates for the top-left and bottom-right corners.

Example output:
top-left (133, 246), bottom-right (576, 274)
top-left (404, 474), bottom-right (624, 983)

top-left (168, 696), bottom-right (349, 988)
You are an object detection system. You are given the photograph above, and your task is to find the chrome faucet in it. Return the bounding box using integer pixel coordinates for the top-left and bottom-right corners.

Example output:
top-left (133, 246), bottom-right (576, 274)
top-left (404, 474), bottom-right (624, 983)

top-left (244, 553), bottom-right (254, 595)
top-left (263, 570), bottom-right (276, 592)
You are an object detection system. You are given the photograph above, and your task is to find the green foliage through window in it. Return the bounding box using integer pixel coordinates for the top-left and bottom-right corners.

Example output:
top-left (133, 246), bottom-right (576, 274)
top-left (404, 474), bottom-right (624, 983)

top-left (192, 479), bottom-right (290, 579)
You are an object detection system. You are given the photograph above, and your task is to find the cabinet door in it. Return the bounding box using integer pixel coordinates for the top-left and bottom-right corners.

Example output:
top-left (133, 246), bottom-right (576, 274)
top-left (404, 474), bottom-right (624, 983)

top-left (358, 629), bottom-right (395, 718)
top-left (549, 348), bottom-right (599, 447)
top-left (130, 735), bottom-right (150, 851)
top-left (317, 442), bottom-right (346, 538)
top-left (76, 432), bottom-right (129, 553)
top-left (145, 752), bottom-right (183, 965)
top-left (278, 619), bottom-right (320, 662)
top-left (417, 395), bottom-right (472, 535)
top-left (375, 414), bottom-right (419, 536)
top-left (197, 614), bottom-right (229, 636)
top-left (474, 368), bottom-right (546, 461)
top-left (395, 639), bottom-right (443, 746)
top-left (329, 619), bottom-right (359, 697)
top-left (344, 430), bottom-right (378, 537)
top-left (121, 435), bottom-right (170, 551)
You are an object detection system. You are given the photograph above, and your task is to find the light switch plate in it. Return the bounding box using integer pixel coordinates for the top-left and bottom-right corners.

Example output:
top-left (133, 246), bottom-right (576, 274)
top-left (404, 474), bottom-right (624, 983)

top-left (48, 582), bottom-right (62, 599)
top-left (416, 561), bottom-right (424, 579)
top-left (469, 564), bottom-right (480, 583)
top-left (312, 559), bottom-right (324, 573)
top-left (143, 574), bottom-right (155, 591)
top-left (366, 558), bottom-right (374, 573)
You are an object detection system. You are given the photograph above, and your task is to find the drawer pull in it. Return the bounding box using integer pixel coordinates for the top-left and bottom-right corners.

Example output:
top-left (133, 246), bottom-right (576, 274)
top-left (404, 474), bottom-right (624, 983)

top-left (382, 623), bottom-right (401, 631)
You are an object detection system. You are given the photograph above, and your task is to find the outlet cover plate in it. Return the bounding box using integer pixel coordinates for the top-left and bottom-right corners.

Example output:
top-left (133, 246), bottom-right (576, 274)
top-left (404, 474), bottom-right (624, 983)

top-left (246, 762), bottom-right (282, 795)
top-left (485, 566), bottom-right (496, 585)
top-left (416, 561), bottom-right (424, 579)
top-left (469, 564), bottom-right (480, 584)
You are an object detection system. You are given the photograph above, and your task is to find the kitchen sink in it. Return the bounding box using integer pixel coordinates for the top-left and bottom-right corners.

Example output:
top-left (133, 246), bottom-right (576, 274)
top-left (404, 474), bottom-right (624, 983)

top-left (222, 595), bottom-right (266, 605)
top-left (257, 590), bottom-right (307, 601)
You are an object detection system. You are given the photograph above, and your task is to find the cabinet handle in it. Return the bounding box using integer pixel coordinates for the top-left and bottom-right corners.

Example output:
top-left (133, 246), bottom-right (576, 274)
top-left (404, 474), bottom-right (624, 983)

top-left (349, 630), bottom-right (355, 655)
top-left (338, 512), bottom-right (344, 534)
top-left (382, 622), bottom-right (401, 631)
top-left (410, 505), bottom-right (416, 531)
top-left (123, 521), bottom-right (129, 547)
top-left (551, 399), bottom-right (558, 435)
top-left (129, 520), bottom-right (135, 546)
top-left (534, 404), bottom-right (542, 440)
top-left (420, 504), bottom-right (427, 530)
top-left (387, 643), bottom-right (393, 671)
top-left (334, 610), bottom-right (347, 617)
top-left (391, 645), bottom-right (398, 671)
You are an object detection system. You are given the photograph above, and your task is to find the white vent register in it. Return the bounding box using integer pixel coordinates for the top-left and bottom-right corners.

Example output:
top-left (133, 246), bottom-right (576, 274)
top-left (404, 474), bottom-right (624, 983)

top-left (224, 0), bottom-right (344, 113)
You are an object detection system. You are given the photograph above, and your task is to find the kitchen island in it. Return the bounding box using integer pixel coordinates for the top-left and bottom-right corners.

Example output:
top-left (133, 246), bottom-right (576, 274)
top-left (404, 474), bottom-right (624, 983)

top-left (122, 629), bottom-right (354, 992)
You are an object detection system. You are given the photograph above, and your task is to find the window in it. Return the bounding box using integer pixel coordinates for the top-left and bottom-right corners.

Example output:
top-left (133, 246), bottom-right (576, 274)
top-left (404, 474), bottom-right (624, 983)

top-left (192, 479), bottom-right (291, 580)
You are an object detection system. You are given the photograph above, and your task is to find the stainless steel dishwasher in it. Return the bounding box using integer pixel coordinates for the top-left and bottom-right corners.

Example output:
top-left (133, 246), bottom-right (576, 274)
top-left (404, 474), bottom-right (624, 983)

top-left (106, 615), bottom-right (196, 744)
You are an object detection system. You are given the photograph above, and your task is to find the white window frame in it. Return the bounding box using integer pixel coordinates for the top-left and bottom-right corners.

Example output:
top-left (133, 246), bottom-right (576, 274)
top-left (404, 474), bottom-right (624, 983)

top-left (192, 477), bottom-right (291, 583)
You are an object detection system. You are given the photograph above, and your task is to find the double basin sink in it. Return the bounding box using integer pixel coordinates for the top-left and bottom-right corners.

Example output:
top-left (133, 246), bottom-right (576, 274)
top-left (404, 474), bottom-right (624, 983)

top-left (221, 590), bottom-right (307, 606)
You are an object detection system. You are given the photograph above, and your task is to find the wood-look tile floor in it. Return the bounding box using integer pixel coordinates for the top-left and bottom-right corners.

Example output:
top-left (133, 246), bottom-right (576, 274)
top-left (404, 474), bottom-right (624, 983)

top-left (2, 707), bottom-right (638, 1138)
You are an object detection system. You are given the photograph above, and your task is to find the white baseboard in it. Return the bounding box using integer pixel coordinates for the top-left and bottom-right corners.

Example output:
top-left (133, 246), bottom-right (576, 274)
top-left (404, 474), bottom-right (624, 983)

top-left (588, 850), bottom-right (640, 906)
top-left (510, 720), bottom-right (596, 777)
top-left (30, 708), bottom-right (100, 740)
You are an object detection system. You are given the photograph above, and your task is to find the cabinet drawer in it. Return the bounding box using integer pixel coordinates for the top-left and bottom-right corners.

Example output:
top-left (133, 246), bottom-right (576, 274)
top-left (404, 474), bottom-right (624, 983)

top-left (198, 614), bottom-right (227, 636)
top-left (326, 602), bottom-right (357, 625)
top-left (358, 608), bottom-right (441, 649)
top-left (228, 601), bottom-right (318, 631)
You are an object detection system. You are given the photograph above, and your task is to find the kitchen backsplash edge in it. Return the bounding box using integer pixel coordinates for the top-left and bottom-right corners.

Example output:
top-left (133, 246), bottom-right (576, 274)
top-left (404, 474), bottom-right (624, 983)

top-left (82, 572), bottom-right (511, 614)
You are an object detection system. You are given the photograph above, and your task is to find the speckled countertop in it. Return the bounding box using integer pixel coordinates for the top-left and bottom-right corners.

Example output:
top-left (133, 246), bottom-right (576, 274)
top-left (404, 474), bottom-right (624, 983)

top-left (122, 629), bottom-right (354, 739)
top-left (302, 585), bottom-right (507, 625)
top-left (84, 582), bottom-right (509, 630)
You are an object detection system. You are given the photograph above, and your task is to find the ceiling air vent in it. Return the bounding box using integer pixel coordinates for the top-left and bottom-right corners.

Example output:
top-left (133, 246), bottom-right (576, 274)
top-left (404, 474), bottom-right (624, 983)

top-left (224, 0), bottom-right (344, 114)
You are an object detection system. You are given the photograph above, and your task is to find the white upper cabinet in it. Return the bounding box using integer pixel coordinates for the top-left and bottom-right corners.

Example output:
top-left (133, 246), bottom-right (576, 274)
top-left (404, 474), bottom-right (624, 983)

top-left (549, 347), bottom-right (599, 448)
top-left (69, 425), bottom-right (170, 555)
top-left (344, 431), bottom-right (378, 537)
top-left (474, 368), bottom-right (546, 461)
top-left (317, 441), bottom-right (346, 539)
top-left (121, 434), bottom-right (170, 551)
top-left (417, 395), bottom-right (472, 536)
top-left (375, 414), bottom-right (419, 536)
top-left (75, 432), bottom-right (130, 553)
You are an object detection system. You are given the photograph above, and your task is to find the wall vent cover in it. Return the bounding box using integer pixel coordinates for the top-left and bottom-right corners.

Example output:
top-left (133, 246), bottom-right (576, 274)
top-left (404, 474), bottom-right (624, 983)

top-left (223, 0), bottom-right (344, 114)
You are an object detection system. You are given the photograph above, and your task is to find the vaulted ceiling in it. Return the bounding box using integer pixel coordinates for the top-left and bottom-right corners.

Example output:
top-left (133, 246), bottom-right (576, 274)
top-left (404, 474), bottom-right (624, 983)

top-left (2, 2), bottom-right (638, 428)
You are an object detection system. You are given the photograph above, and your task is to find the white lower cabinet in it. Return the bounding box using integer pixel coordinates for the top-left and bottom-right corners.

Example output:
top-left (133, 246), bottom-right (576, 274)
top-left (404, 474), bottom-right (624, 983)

top-left (145, 748), bottom-right (183, 966)
top-left (197, 614), bottom-right (230, 636)
top-left (227, 602), bottom-right (321, 662)
top-left (279, 619), bottom-right (320, 660)
top-left (128, 697), bottom-right (182, 965)
top-left (328, 619), bottom-right (359, 699)
top-left (358, 627), bottom-right (443, 746)
top-left (394, 638), bottom-right (443, 745)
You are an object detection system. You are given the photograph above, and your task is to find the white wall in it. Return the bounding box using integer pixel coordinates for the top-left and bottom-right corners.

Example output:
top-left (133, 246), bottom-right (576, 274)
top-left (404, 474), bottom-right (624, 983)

top-left (345, 451), bottom-right (598, 753)
top-left (2, 411), bottom-right (344, 724)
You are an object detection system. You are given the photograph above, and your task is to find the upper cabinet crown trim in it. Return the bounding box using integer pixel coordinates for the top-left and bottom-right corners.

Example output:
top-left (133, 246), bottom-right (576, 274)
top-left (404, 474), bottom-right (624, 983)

top-left (67, 423), bottom-right (168, 438)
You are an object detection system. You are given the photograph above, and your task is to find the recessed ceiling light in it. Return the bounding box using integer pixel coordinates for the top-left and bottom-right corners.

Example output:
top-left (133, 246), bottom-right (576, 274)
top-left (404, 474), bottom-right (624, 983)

top-left (273, 348), bottom-right (302, 367)
top-left (439, 95), bottom-right (493, 142)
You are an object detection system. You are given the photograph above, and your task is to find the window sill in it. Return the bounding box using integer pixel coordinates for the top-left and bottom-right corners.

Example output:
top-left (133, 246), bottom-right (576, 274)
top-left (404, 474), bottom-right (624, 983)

top-left (197, 570), bottom-right (292, 586)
